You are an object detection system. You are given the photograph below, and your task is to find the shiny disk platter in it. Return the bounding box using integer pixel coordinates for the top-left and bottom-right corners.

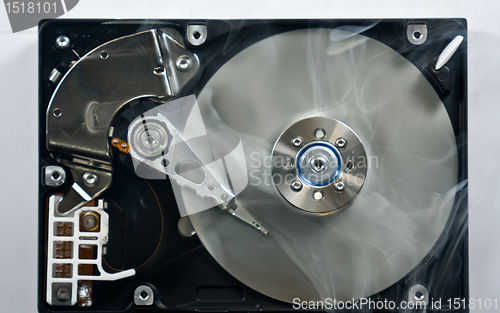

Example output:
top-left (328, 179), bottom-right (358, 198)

top-left (38, 19), bottom-right (468, 312)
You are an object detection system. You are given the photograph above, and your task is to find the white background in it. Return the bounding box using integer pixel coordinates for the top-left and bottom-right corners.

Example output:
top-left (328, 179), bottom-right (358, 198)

top-left (0, 0), bottom-right (499, 312)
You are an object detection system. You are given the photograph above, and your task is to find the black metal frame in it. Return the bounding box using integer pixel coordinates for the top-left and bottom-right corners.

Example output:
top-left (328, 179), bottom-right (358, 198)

top-left (39, 18), bottom-right (468, 312)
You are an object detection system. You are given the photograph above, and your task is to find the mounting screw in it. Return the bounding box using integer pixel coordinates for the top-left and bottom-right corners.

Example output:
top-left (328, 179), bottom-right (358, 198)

top-left (56, 287), bottom-right (70, 301)
top-left (334, 181), bottom-right (345, 192)
top-left (283, 156), bottom-right (294, 170)
top-left (53, 108), bottom-right (62, 117)
top-left (121, 143), bottom-right (128, 150)
top-left (153, 66), bottom-right (164, 75)
top-left (55, 35), bottom-right (70, 50)
top-left (83, 172), bottom-right (98, 187)
top-left (112, 139), bottom-right (119, 145)
top-left (291, 136), bottom-right (303, 147)
top-left (81, 212), bottom-right (99, 231)
top-left (176, 55), bottom-right (192, 72)
top-left (291, 181), bottom-right (303, 192)
top-left (335, 137), bottom-right (347, 148)
top-left (345, 160), bottom-right (355, 172)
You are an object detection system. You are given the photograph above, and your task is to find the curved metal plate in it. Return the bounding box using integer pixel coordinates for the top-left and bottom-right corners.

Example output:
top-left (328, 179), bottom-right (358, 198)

top-left (46, 29), bottom-right (171, 163)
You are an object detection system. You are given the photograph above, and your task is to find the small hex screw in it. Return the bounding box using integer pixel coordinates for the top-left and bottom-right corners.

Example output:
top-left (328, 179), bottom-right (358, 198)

top-left (55, 35), bottom-right (70, 50)
top-left (283, 156), bottom-right (294, 170)
top-left (83, 172), bottom-right (98, 187)
top-left (112, 139), bottom-right (119, 145)
top-left (56, 287), bottom-right (70, 301)
top-left (153, 66), bottom-right (165, 75)
top-left (334, 181), bottom-right (345, 192)
top-left (345, 160), bottom-right (355, 172)
top-left (291, 181), bottom-right (303, 192)
top-left (176, 55), bottom-right (192, 72)
top-left (335, 138), bottom-right (347, 148)
top-left (121, 143), bottom-right (128, 149)
top-left (292, 137), bottom-right (303, 147)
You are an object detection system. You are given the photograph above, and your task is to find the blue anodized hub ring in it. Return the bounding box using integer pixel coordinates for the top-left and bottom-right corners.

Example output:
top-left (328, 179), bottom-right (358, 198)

top-left (296, 141), bottom-right (342, 187)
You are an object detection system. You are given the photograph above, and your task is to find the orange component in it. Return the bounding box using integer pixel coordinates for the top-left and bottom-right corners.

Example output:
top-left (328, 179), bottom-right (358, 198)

top-left (111, 137), bottom-right (130, 154)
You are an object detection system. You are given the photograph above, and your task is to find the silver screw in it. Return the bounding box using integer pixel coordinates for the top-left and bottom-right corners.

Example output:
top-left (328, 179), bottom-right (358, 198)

top-left (291, 181), bottom-right (303, 192)
top-left (176, 55), bottom-right (192, 72)
top-left (55, 35), bottom-right (71, 50)
top-left (291, 136), bottom-right (303, 147)
top-left (345, 160), bottom-right (355, 172)
top-left (83, 172), bottom-right (98, 187)
top-left (82, 213), bottom-right (98, 231)
top-left (121, 143), bottom-right (128, 149)
top-left (53, 108), bottom-right (62, 117)
top-left (335, 137), bottom-right (347, 148)
top-left (283, 156), bottom-right (294, 170)
top-left (334, 181), bottom-right (345, 192)
top-left (153, 66), bottom-right (164, 75)
top-left (56, 287), bottom-right (70, 301)
top-left (112, 139), bottom-right (119, 145)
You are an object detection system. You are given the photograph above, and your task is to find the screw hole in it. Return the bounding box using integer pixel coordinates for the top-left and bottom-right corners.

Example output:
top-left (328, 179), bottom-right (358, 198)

top-left (100, 51), bottom-right (108, 59)
top-left (140, 290), bottom-right (149, 300)
top-left (314, 128), bottom-right (326, 140)
top-left (413, 31), bottom-right (422, 40)
top-left (313, 190), bottom-right (324, 201)
top-left (415, 291), bottom-right (424, 300)
top-left (52, 172), bottom-right (60, 180)
top-left (193, 31), bottom-right (201, 40)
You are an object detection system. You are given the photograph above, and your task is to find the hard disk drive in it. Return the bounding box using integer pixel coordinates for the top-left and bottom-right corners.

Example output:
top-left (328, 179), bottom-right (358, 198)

top-left (38, 19), bottom-right (468, 312)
